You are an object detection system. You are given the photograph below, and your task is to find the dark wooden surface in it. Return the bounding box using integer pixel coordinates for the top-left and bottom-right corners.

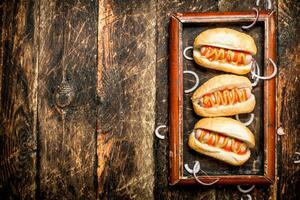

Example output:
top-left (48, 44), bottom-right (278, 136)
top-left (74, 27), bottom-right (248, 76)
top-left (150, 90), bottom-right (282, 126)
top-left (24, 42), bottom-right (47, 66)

top-left (0, 0), bottom-right (299, 199)
top-left (0, 1), bottom-right (37, 199)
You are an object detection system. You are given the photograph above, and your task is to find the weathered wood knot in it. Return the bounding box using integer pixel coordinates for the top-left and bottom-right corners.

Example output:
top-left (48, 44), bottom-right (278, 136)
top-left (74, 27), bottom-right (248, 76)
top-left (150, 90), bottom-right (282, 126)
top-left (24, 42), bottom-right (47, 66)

top-left (55, 79), bottom-right (75, 108)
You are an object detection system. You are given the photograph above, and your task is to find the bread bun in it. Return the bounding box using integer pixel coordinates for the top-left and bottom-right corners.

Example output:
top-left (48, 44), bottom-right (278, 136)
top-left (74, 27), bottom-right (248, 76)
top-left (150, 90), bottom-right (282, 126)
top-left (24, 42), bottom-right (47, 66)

top-left (193, 50), bottom-right (252, 75)
top-left (194, 117), bottom-right (255, 148)
top-left (192, 75), bottom-right (255, 117)
top-left (193, 28), bottom-right (257, 74)
top-left (188, 117), bottom-right (255, 166)
top-left (194, 28), bottom-right (257, 55)
top-left (189, 131), bottom-right (251, 166)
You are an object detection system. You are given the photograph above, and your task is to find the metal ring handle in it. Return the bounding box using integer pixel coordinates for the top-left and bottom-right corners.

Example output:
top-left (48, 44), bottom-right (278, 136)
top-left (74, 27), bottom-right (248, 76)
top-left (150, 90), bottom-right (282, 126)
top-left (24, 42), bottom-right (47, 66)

top-left (256, 0), bottom-right (272, 10)
top-left (242, 8), bottom-right (259, 30)
top-left (251, 58), bottom-right (277, 80)
top-left (251, 60), bottom-right (260, 87)
top-left (183, 46), bottom-right (194, 60)
top-left (235, 113), bottom-right (255, 126)
top-left (241, 194), bottom-right (252, 200)
top-left (294, 152), bottom-right (300, 164)
top-left (183, 70), bottom-right (199, 93)
top-left (237, 185), bottom-right (255, 193)
top-left (155, 125), bottom-right (167, 140)
top-left (192, 161), bottom-right (219, 186)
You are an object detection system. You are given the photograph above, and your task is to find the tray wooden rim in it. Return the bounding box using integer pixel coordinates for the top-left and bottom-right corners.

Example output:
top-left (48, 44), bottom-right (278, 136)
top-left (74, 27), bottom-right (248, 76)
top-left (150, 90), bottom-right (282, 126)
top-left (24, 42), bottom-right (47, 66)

top-left (169, 11), bottom-right (276, 186)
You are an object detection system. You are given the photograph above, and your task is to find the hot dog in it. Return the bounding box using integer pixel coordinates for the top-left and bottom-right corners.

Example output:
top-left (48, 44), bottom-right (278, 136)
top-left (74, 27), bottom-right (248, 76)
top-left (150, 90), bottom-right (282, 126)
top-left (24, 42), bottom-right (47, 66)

top-left (188, 117), bottom-right (255, 166)
top-left (192, 75), bottom-right (255, 117)
top-left (193, 28), bottom-right (257, 75)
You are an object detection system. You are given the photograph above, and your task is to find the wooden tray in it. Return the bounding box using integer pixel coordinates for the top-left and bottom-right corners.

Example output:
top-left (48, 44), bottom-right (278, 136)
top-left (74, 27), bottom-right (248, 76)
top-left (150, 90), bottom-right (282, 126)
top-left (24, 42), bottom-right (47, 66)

top-left (169, 11), bottom-right (276, 185)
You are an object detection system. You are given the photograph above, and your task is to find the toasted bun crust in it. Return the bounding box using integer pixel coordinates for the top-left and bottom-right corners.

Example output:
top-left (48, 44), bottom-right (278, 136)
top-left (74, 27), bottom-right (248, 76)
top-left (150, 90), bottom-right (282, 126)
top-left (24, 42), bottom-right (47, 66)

top-left (193, 28), bottom-right (257, 74)
top-left (193, 50), bottom-right (252, 75)
top-left (191, 75), bottom-right (255, 117)
top-left (194, 28), bottom-right (257, 55)
top-left (188, 131), bottom-right (251, 166)
top-left (192, 75), bottom-right (252, 99)
top-left (194, 117), bottom-right (255, 148)
top-left (193, 95), bottom-right (255, 117)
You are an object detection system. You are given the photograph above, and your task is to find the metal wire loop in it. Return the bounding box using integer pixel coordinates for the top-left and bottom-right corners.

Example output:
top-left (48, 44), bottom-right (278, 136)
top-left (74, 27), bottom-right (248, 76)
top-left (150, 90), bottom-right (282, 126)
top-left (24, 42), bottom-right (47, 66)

top-left (256, 0), bottom-right (272, 10)
top-left (237, 185), bottom-right (255, 193)
top-left (183, 46), bottom-right (194, 60)
top-left (183, 70), bottom-right (199, 93)
top-left (242, 8), bottom-right (259, 30)
top-left (155, 125), bottom-right (167, 140)
top-left (235, 113), bottom-right (255, 126)
top-left (251, 58), bottom-right (277, 80)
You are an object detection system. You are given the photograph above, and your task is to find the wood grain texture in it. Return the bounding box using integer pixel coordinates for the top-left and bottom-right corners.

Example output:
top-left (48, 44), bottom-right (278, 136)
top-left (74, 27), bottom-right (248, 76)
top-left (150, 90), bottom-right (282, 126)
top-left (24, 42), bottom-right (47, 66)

top-left (37, 0), bottom-right (97, 199)
top-left (0, 2), bottom-right (3, 98)
top-left (277, 0), bottom-right (300, 199)
top-left (97, 1), bottom-right (156, 199)
top-left (0, 0), bottom-right (299, 199)
top-left (0, 0), bottom-right (38, 199)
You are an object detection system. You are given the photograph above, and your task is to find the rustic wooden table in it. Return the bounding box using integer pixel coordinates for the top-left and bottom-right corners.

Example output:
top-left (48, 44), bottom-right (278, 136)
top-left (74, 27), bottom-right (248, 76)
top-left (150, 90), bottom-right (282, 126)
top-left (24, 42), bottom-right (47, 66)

top-left (0, 0), bottom-right (299, 199)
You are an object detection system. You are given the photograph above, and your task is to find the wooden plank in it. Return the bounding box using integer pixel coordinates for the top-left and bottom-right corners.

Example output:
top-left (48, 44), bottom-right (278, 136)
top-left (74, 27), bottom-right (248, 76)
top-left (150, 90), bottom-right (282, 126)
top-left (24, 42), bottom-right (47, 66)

top-left (277, 0), bottom-right (300, 199)
top-left (38, 0), bottom-right (98, 199)
top-left (0, 2), bottom-right (3, 98)
top-left (97, 1), bottom-right (157, 199)
top-left (0, 0), bottom-right (38, 199)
